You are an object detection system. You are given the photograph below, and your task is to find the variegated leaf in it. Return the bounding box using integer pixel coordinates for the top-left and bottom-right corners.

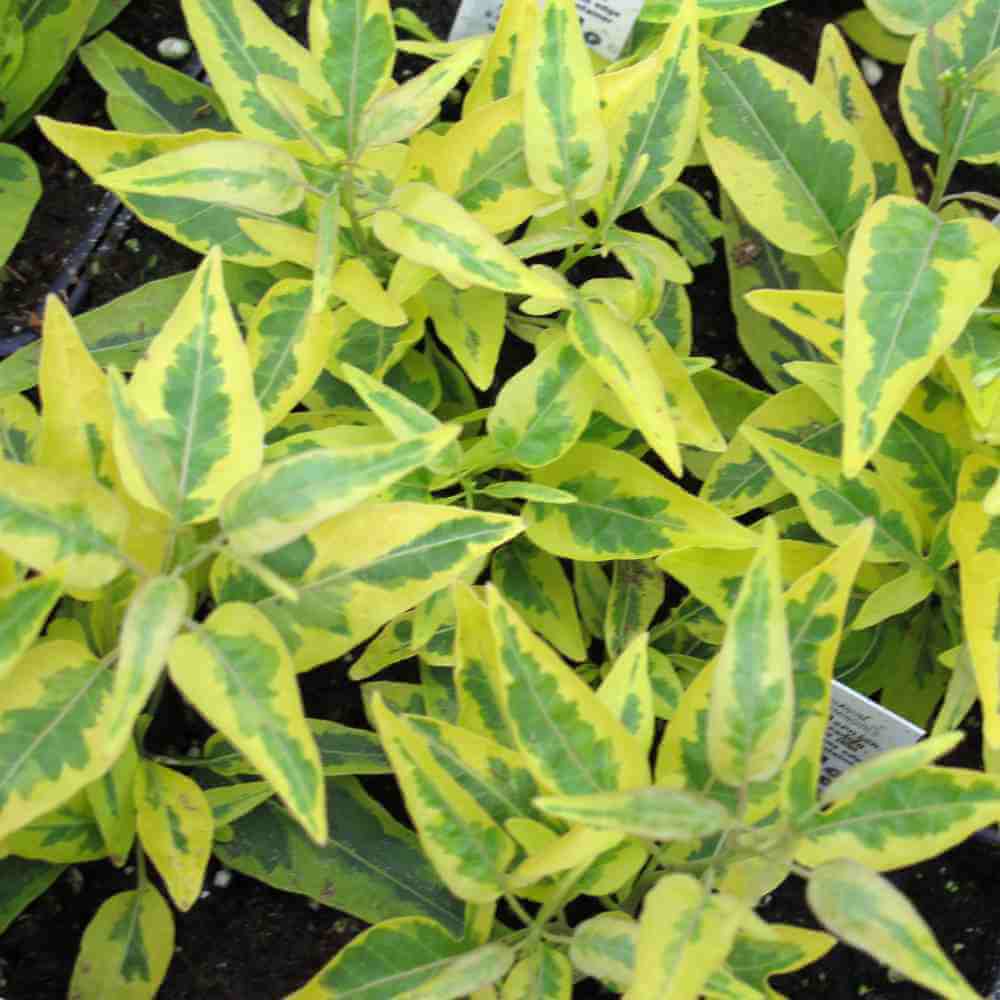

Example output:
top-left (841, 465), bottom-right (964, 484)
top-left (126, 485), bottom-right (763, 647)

top-left (492, 536), bottom-right (586, 661)
top-left (842, 196), bottom-right (1000, 474)
top-left (524, 0), bottom-right (608, 200)
top-left (221, 426), bottom-right (460, 554)
top-left (628, 875), bottom-right (744, 1000)
top-left (106, 576), bottom-right (188, 753)
top-left (900, 0), bottom-right (1000, 164)
top-left (742, 427), bottom-right (924, 564)
top-left (605, 561), bottom-right (663, 661)
top-left (98, 140), bottom-right (306, 216)
top-left (708, 523), bottom-right (794, 787)
top-left (309, 0), bottom-right (396, 155)
top-left (951, 456), bottom-right (1000, 752)
top-left (135, 761), bottom-right (213, 911)
top-left (168, 603), bottom-right (325, 843)
top-left (453, 584), bottom-right (515, 749)
top-left (814, 25), bottom-right (914, 199)
top-left (488, 588), bottom-right (650, 794)
top-left (0, 462), bottom-right (127, 589)
top-left (287, 916), bottom-right (466, 999)
top-left (249, 279), bottom-right (337, 430)
top-left (598, 0), bottom-right (699, 219)
top-left (68, 884), bottom-right (174, 1000)
top-left (0, 144), bottom-right (40, 269)
top-left (701, 38), bottom-right (874, 254)
top-left (399, 943), bottom-right (514, 999)
top-left (570, 912), bottom-right (637, 994)
top-left (112, 249), bottom-right (263, 524)
top-left (374, 183), bottom-right (567, 299)
top-left (372, 698), bottom-right (516, 902)
top-left (181, 0), bottom-right (328, 142)
top-left (525, 443), bottom-right (757, 561)
top-left (535, 786), bottom-right (732, 841)
top-left (80, 31), bottom-right (230, 133)
top-left (4, 791), bottom-right (107, 863)
top-left (501, 945), bottom-right (571, 1000)
top-left (0, 577), bottom-right (62, 682)
top-left (488, 332), bottom-right (597, 468)
top-left (86, 739), bottom-right (139, 866)
top-left (808, 859), bottom-right (979, 1000)
top-left (798, 767), bottom-right (1000, 870)
top-left (597, 632), bottom-right (655, 754)
top-left (361, 41), bottom-right (485, 149)
top-left (643, 182), bottom-right (724, 267)
top-left (228, 504), bottom-right (522, 671)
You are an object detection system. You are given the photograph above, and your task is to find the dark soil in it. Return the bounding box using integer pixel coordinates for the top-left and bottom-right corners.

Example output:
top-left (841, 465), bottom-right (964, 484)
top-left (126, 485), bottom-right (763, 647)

top-left (2, 1), bottom-right (1000, 998)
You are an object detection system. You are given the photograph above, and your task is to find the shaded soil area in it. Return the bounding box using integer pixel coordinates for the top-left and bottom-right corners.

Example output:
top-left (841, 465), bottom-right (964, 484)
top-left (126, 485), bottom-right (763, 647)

top-left (2, 1), bottom-right (1000, 998)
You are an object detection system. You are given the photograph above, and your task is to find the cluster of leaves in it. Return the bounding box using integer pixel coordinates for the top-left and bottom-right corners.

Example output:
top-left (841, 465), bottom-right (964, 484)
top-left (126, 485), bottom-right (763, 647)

top-left (0, 0), bottom-right (998, 996)
top-left (0, 0), bottom-right (134, 270)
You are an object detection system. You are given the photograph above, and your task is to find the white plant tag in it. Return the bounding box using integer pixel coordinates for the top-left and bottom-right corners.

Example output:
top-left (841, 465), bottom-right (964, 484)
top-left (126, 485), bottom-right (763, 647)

top-left (818, 680), bottom-right (925, 790)
top-left (449, 0), bottom-right (645, 62)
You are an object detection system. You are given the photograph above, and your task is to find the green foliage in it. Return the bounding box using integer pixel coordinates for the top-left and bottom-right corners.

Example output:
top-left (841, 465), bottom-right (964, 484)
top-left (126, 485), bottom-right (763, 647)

top-left (1, 0), bottom-right (999, 995)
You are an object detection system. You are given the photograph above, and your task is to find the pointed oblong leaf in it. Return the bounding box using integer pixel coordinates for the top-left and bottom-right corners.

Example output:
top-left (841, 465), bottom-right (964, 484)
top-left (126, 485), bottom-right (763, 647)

top-left (628, 874), bottom-right (744, 1000)
top-left (309, 0), bottom-right (396, 155)
top-left (221, 426), bottom-right (460, 555)
top-left (113, 249), bottom-right (263, 523)
top-left (36, 294), bottom-right (115, 483)
top-left (814, 25), bottom-right (914, 199)
top-left (0, 577), bottom-right (62, 681)
top-left (525, 443), bottom-right (757, 561)
top-left (181, 0), bottom-right (329, 142)
top-left (700, 37), bottom-right (874, 254)
top-left (488, 587), bottom-right (651, 795)
top-left (0, 640), bottom-right (112, 841)
top-left (98, 140), bottom-right (306, 215)
top-left (491, 536), bottom-right (587, 661)
top-left (821, 732), bottom-right (963, 805)
top-left (487, 332), bottom-right (597, 468)
top-left (807, 859), bottom-right (979, 1000)
top-left (135, 761), bottom-right (213, 911)
top-left (598, 633), bottom-right (656, 754)
top-left (598, 0), bottom-right (699, 219)
top-left (374, 183), bottom-right (567, 299)
top-left (168, 603), bottom-right (326, 843)
top-left (287, 916), bottom-right (466, 1000)
top-left (708, 522), bottom-right (794, 787)
top-left (842, 196), bottom-right (1000, 474)
top-left (215, 777), bottom-right (464, 932)
top-left (87, 740), bottom-right (139, 865)
top-left (524, 0), bottom-right (608, 199)
top-left (4, 790), bottom-right (107, 863)
top-left (453, 584), bottom-right (516, 748)
top-left (249, 279), bottom-right (337, 430)
top-left (568, 299), bottom-right (681, 475)
top-left (68, 884), bottom-right (174, 1000)
top-left (507, 826), bottom-right (624, 890)
top-left (240, 504), bottom-right (522, 672)
top-left (361, 41), bottom-right (485, 149)
top-left (80, 30), bottom-right (229, 134)
top-left (798, 767), bottom-right (1000, 870)
top-left (372, 698), bottom-right (516, 903)
top-left (106, 576), bottom-right (189, 751)
top-left (742, 427), bottom-right (924, 564)
top-left (535, 786), bottom-right (732, 841)
top-left (0, 461), bottom-right (127, 588)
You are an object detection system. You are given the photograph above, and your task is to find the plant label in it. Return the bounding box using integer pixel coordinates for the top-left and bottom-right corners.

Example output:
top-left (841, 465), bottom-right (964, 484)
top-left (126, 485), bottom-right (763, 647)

top-left (819, 681), bottom-right (925, 789)
top-left (449, 0), bottom-right (645, 61)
